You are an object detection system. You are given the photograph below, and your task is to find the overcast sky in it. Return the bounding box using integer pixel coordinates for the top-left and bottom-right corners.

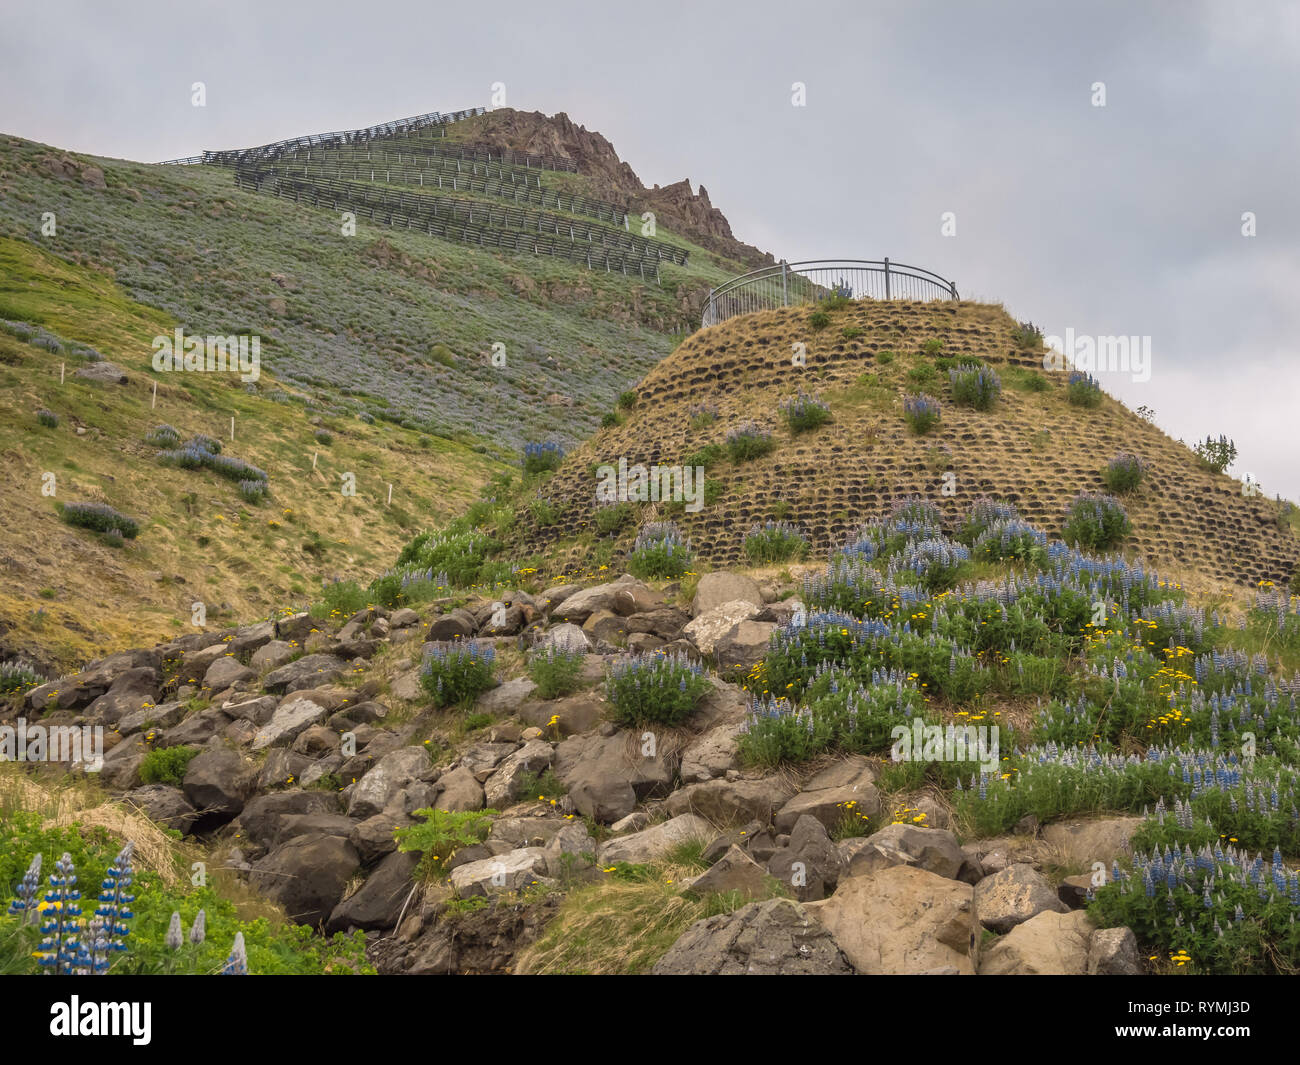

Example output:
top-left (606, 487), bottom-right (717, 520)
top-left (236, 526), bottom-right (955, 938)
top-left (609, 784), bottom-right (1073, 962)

top-left (2, 0), bottom-right (1296, 499)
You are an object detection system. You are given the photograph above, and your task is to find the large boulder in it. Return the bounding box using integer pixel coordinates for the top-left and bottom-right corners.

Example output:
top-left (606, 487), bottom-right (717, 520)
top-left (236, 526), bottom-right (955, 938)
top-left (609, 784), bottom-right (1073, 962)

top-left (692, 572), bottom-right (764, 616)
top-left (766, 815), bottom-right (844, 901)
top-left (230, 791), bottom-right (342, 852)
top-left (598, 814), bottom-right (713, 865)
top-left (665, 777), bottom-right (794, 827)
top-left (448, 847), bottom-right (552, 898)
top-left (326, 849), bottom-right (420, 933)
top-left (845, 823), bottom-right (974, 882)
top-left (684, 844), bottom-right (771, 900)
top-left (714, 620), bottom-right (777, 671)
top-left (347, 746), bottom-right (433, 819)
top-left (263, 654), bottom-right (348, 694)
top-left (554, 731), bottom-right (676, 824)
top-left (249, 833), bottom-right (361, 928)
top-left (181, 748), bottom-right (256, 821)
top-left (475, 677), bottom-right (537, 716)
top-left (518, 692), bottom-right (604, 737)
top-left (807, 865), bottom-right (980, 975)
top-left (483, 740), bottom-right (555, 808)
top-left (251, 695), bottom-right (330, 751)
top-left (774, 764), bottom-right (880, 834)
top-left (1040, 818), bottom-right (1143, 867)
top-left (83, 667), bottom-right (160, 725)
top-left (533, 623), bottom-right (590, 654)
top-left (974, 864), bottom-right (1068, 933)
top-left (1088, 926), bottom-right (1141, 975)
top-left (204, 655), bottom-right (256, 692)
top-left (683, 600), bottom-right (762, 656)
top-left (433, 766), bottom-right (485, 812)
top-left (652, 898), bottom-right (854, 975)
top-left (680, 723), bottom-right (742, 783)
top-left (125, 784), bottom-right (198, 835)
top-left (979, 910), bottom-right (1096, 975)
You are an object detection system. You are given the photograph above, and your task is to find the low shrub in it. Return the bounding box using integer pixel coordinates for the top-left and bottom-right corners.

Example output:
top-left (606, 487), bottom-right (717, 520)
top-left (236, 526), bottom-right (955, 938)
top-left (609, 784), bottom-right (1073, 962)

top-left (58, 501), bottom-right (139, 539)
top-left (139, 745), bottom-right (200, 786)
top-left (780, 391), bottom-right (832, 433)
top-left (605, 652), bottom-right (711, 727)
top-left (1193, 434), bottom-right (1237, 474)
top-left (594, 501), bottom-right (634, 535)
top-left (903, 394), bottom-right (941, 434)
top-left (807, 310), bottom-right (831, 331)
top-left (617, 390), bottom-right (638, 410)
top-left (743, 520), bottom-right (808, 565)
top-left (688, 404), bottom-right (718, 430)
top-left (143, 425), bottom-right (182, 448)
top-left (921, 338), bottom-right (944, 356)
top-left (1062, 492), bottom-right (1131, 549)
top-left (1066, 371), bottom-right (1102, 407)
top-left (420, 640), bottom-right (497, 708)
top-left (522, 441), bottom-right (564, 475)
top-left (395, 808), bottom-right (498, 878)
top-left (527, 644), bottom-right (585, 699)
top-left (1103, 453), bottom-right (1149, 494)
top-left (627, 521), bottom-right (693, 579)
top-left (725, 424), bottom-right (776, 462)
top-left (1010, 320), bottom-right (1043, 349)
top-left (36, 409), bottom-right (58, 428)
top-left (949, 363), bottom-right (1001, 410)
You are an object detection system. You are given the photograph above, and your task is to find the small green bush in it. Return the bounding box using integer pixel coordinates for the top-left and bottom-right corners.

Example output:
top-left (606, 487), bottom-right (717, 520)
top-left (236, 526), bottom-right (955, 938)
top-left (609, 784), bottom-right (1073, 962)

top-left (876, 351), bottom-right (896, 365)
top-left (743, 520), bottom-right (809, 565)
top-left (140, 745), bottom-right (200, 786)
top-left (1010, 321), bottom-right (1043, 349)
top-left (780, 391), bottom-right (832, 433)
top-left (807, 310), bottom-right (831, 331)
top-left (906, 363), bottom-right (938, 387)
top-left (725, 424), bottom-right (776, 462)
top-left (617, 390), bottom-right (638, 410)
top-left (903, 394), bottom-right (941, 434)
top-left (1066, 371), bottom-right (1103, 408)
top-left (1062, 492), bottom-right (1131, 550)
top-left (627, 521), bottom-right (694, 579)
top-left (1103, 453), bottom-right (1148, 494)
top-left (36, 408), bottom-right (58, 428)
top-left (600, 411), bottom-right (621, 428)
top-left (949, 363), bottom-right (1001, 411)
top-left (313, 428), bottom-right (334, 445)
top-left (605, 652), bottom-right (711, 727)
top-left (594, 502), bottom-right (634, 535)
top-left (420, 640), bottom-right (497, 708)
top-left (921, 338), bottom-right (944, 356)
top-left (527, 644), bottom-right (585, 699)
top-left (395, 808), bottom-right (498, 878)
top-left (522, 441), bottom-right (564, 474)
top-left (1193, 434), bottom-right (1237, 474)
top-left (528, 498), bottom-right (560, 526)
top-left (841, 325), bottom-right (864, 340)
top-left (683, 442), bottom-right (724, 470)
top-left (58, 501), bottom-right (140, 539)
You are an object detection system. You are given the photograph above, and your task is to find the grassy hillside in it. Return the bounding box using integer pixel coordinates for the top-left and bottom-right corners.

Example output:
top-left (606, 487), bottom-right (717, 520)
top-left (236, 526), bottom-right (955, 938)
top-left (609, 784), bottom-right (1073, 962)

top-left (0, 236), bottom-right (502, 669)
top-left (498, 299), bottom-right (1300, 592)
top-left (0, 132), bottom-right (749, 452)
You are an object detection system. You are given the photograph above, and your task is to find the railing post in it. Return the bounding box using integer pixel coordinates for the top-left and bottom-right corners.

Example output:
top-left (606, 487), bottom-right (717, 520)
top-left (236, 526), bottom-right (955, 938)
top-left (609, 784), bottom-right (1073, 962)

top-left (883, 257), bottom-right (891, 300)
top-left (950, 281), bottom-right (958, 299)
top-left (781, 260), bottom-right (788, 307)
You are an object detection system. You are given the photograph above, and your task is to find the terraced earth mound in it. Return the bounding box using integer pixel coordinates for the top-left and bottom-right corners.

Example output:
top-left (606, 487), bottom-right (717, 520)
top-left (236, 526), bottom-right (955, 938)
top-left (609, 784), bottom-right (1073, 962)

top-left (507, 299), bottom-right (1299, 591)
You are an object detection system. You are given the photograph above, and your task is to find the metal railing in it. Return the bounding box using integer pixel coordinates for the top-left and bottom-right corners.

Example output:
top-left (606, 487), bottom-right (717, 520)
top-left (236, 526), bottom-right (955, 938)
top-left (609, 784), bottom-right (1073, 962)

top-left (701, 258), bottom-right (958, 328)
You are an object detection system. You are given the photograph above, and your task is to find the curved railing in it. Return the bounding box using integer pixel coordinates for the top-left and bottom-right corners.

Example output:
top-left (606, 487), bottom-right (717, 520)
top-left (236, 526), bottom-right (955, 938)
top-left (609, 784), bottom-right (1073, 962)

top-left (701, 258), bottom-right (958, 328)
